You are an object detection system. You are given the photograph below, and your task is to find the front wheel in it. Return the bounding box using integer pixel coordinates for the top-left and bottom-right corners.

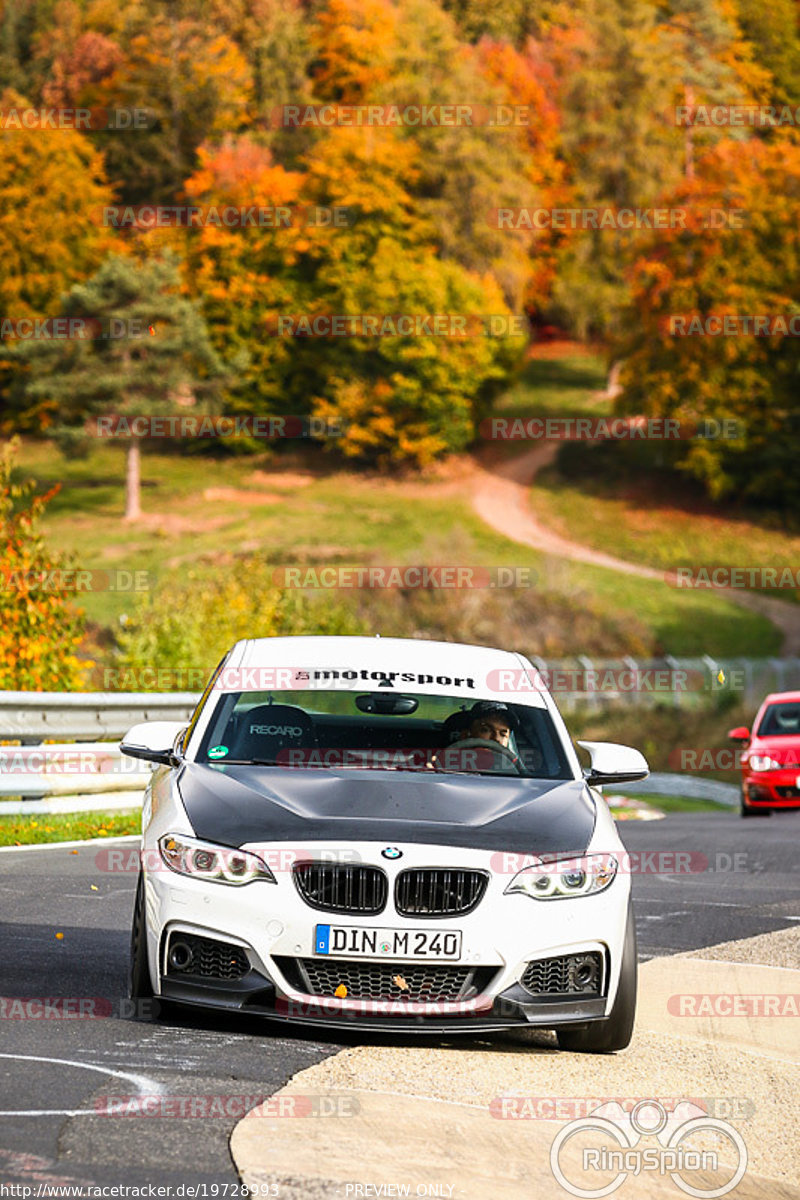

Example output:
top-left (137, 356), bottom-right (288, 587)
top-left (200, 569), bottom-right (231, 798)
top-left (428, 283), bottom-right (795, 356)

top-left (128, 869), bottom-right (160, 1019)
top-left (556, 901), bottom-right (637, 1053)
top-left (740, 788), bottom-right (771, 818)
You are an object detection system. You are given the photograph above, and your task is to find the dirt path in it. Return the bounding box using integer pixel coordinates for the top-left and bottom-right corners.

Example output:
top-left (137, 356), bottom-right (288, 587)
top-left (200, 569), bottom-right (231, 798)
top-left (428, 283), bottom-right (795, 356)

top-left (470, 440), bottom-right (800, 655)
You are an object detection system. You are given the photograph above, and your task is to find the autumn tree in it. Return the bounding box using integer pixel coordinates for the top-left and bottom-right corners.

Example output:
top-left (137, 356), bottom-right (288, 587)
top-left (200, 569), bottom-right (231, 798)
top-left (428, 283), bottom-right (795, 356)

top-left (310, 0), bottom-right (540, 311)
top-left (176, 136), bottom-right (306, 426)
top-left (543, 0), bottom-right (771, 337)
top-left (732, 0), bottom-right (800, 111)
top-left (0, 88), bottom-right (114, 322)
top-left (440, 0), bottom-right (539, 46)
top-left (10, 253), bottom-right (226, 520)
top-left (0, 438), bottom-right (85, 690)
top-left (0, 0), bottom-right (41, 93)
top-left (301, 126), bottom-right (526, 464)
top-left (658, 0), bottom-right (771, 178)
top-left (615, 139), bottom-right (800, 513)
top-left (168, 0), bottom-right (533, 467)
top-left (0, 87), bottom-right (116, 432)
top-left (201, 0), bottom-right (315, 160)
top-left (476, 36), bottom-right (565, 313)
top-left (31, 0), bottom-right (123, 107)
top-left (84, 2), bottom-right (252, 202)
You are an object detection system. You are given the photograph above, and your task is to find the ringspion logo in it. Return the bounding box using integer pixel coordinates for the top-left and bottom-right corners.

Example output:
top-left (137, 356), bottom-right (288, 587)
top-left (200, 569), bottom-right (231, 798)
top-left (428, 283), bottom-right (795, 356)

top-left (549, 1100), bottom-right (747, 1198)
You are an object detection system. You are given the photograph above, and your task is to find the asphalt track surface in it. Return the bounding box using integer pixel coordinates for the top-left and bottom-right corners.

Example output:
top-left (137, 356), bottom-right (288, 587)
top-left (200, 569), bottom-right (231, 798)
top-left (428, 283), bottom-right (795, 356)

top-left (1, 809), bottom-right (799, 1191)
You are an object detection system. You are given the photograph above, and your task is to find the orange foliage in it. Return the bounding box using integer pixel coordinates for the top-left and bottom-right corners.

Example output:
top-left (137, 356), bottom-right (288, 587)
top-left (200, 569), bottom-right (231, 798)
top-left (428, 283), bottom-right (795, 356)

top-left (312, 0), bottom-right (400, 102)
top-left (0, 441), bottom-right (86, 690)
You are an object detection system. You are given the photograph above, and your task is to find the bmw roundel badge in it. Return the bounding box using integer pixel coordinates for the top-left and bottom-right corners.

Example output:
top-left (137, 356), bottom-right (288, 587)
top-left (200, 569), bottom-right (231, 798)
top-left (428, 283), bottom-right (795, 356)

top-left (381, 846), bottom-right (402, 860)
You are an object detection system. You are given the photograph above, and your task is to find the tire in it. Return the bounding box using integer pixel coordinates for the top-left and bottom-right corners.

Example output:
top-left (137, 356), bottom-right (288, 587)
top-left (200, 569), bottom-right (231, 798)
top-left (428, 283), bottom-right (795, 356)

top-left (128, 870), bottom-right (156, 1016)
top-left (740, 788), bottom-right (771, 818)
top-left (556, 900), bottom-right (637, 1054)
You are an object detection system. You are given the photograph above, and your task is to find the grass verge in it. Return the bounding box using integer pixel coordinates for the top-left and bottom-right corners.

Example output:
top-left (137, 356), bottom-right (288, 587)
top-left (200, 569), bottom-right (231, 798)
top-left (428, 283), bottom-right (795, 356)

top-left (612, 793), bottom-right (729, 814)
top-left (0, 810), bottom-right (140, 846)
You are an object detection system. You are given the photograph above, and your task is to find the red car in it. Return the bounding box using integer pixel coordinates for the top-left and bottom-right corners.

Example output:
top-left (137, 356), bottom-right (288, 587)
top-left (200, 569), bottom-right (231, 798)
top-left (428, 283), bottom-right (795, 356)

top-left (729, 691), bottom-right (800, 818)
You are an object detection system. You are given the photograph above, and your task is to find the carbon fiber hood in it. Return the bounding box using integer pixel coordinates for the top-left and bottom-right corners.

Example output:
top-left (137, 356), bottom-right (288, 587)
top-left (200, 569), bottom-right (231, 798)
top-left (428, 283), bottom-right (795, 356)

top-left (177, 763), bottom-right (596, 855)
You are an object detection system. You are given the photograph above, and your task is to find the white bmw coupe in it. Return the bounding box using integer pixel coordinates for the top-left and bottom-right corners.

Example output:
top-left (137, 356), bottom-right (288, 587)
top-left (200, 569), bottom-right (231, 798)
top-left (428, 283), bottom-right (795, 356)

top-left (122, 636), bottom-right (648, 1052)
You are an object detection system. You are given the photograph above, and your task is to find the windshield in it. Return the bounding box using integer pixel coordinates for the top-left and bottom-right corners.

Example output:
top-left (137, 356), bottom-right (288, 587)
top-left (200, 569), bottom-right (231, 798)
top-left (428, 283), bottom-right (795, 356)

top-left (195, 689), bottom-right (572, 780)
top-left (757, 702), bottom-right (800, 737)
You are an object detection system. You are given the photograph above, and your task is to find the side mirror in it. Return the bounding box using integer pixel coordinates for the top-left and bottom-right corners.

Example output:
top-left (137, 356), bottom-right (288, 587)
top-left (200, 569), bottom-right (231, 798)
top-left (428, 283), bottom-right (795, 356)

top-left (120, 721), bottom-right (187, 766)
top-left (727, 726), bottom-right (751, 743)
top-left (577, 740), bottom-right (649, 787)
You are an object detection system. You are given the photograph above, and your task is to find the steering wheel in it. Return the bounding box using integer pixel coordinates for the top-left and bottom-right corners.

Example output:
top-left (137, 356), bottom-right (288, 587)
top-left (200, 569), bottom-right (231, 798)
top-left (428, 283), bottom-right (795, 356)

top-left (433, 737), bottom-right (522, 775)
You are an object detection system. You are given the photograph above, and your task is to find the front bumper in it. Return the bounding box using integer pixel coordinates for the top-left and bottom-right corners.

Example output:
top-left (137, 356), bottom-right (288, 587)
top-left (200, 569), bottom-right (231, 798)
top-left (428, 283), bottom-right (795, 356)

top-left (743, 771), bottom-right (800, 808)
top-left (159, 971), bottom-right (609, 1033)
top-left (142, 839), bottom-right (630, 1033)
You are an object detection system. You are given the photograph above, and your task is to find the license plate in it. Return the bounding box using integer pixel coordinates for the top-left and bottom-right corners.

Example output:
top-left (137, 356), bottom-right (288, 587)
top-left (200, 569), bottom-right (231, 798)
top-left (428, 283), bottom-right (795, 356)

top-left (314, 924), bottom-right (462, 960)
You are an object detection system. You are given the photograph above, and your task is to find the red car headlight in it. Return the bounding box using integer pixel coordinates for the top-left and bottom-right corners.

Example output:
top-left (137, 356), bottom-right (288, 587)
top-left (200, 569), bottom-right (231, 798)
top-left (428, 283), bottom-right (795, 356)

top-left (748, 755), bottom-right (784, 772)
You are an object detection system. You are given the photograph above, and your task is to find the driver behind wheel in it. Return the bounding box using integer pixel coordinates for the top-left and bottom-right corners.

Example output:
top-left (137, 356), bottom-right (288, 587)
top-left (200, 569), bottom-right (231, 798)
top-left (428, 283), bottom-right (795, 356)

top-left (432, 701), bottom-right (520, 771)
top-left (455, 700), bottom-right (517, 748)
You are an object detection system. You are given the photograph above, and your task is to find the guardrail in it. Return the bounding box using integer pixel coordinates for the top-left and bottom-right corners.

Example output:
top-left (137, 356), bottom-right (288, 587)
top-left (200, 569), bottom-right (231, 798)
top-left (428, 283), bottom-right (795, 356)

top-left (0, 691), bottom-right (200, 741)
top-left (0, 692), bottom-right (198, 807)
top-left (0, 742), bottom-right (150, 798)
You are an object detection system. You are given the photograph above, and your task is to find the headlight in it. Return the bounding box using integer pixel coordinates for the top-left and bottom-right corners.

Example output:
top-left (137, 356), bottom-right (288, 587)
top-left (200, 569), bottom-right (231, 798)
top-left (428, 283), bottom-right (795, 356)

top-left (158, 834), bottom-right (276, 885)
top-left (748, 755), bottom-right (783, 772)
top-left (504, 854), bottom-right (617, 900)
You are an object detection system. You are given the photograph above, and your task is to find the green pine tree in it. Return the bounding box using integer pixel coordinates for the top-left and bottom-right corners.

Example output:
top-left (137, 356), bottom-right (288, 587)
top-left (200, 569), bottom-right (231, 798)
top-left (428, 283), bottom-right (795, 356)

top-left (10, 252), bottom-right (226, 521)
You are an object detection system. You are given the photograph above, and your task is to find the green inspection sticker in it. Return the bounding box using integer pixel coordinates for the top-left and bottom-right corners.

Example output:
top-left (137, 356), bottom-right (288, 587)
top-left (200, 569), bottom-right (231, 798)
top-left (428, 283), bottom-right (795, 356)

top-left (208, 745), bottom-right (229, 759)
